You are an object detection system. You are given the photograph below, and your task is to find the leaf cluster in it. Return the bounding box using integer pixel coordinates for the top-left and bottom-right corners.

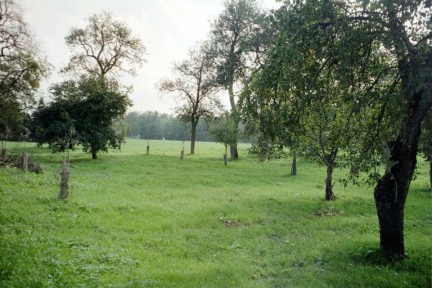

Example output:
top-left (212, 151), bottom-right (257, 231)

top-left (31, 77), bottom-right (131, 157)
top-left (242, 0), bottom-right (432, 183)
top-left (0, 0), bottom-right (49, 138)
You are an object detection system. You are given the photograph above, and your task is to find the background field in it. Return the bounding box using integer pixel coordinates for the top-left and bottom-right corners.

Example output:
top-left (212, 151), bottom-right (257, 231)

top-left (0, 139), bottom-right (431, 287)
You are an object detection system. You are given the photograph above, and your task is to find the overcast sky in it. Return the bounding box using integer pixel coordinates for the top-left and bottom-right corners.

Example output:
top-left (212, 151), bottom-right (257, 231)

top-left (20, 0), bottom-right (280, 114)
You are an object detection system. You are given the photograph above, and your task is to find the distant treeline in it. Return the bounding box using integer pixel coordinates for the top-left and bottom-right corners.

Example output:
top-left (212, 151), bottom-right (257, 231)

top-left (124, 111), bottom-right (212, 141)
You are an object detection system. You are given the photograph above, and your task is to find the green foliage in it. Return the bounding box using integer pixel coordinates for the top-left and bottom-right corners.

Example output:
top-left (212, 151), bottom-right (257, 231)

top-left (31, 101), bottom-right (75, 152)
top-left (0, 0), bottom-right (49, 139)
top-left (209, 0), bottom-right (268, 158)
top-left (242, 0), bottom-right (431, 182)
top-left (209, 0), bottom-right (266, 90)
top-left (0, 139), bottom-right (430, 287)
top-left (208, 112), bottom-right (238, 152)
top-left (31, 77), bottom-right (131, 159)
top-left (242, 0), bottom-right (431, 258)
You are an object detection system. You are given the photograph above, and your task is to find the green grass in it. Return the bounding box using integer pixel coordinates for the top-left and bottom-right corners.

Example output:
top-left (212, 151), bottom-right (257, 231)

top-left (0, 139), bottom-right (431, 287)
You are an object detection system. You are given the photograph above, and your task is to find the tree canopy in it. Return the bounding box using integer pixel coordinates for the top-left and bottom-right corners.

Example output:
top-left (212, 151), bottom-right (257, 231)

top-left (32, 77), bottom-right (131, 159)
top-left (63, 11), bottom-right (146, 81)
top-left (243, 0), bottom-right (432, 260)
top-left (0, 0), bottom-right (49, 139)
top-left (158, 42), bottom-right (222, 154)
top-left (209, 0), bottom-right (267, 158)
top-left (31, 10), bottom-right (146, 159)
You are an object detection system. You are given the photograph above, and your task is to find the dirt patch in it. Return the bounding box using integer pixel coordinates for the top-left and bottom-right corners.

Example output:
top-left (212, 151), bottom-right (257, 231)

top-left (221, 219), bottom-right (248, 228)
top-left (313, 210), bottom-right (343, 217)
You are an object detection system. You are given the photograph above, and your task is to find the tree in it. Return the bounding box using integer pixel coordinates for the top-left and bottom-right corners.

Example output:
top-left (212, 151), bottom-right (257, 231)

top-left (63, 11), bottom-right (146, 81)
top-left (31, 100), bottom-right (75, 152)
top-left (209, 0), bottom-right (266, 159)
top-left (0, 0), bottom-right (48, 139)
top-left (45, 10), bottom-right (146, 158)
top-left (244, 0), bottom-right (432, 260)
top-left (208, 112), bottom-right (238, 165)
top-left (32, 77), bottom-right (131, 159)
top-left (158, 42), bottom-right (222, 154)
top-left (298, 95), bottom-right (353, 201)
top-left (244, 38), bottom-right (354, 200)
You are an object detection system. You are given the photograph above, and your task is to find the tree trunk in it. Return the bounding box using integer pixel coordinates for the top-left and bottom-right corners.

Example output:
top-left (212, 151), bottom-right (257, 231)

top-left (180, 150), bottom-right (184, 160)
top-left (146, 145), bottom-right (150, 155)
top-left (190, 121), bottom-right (197, 155)
top-left (1, 148), bottom-right (6, 162)
top-left (22, 152), bottom-right (29, 172)
top-left (58, 157), bottom-right (70, 200)
top-left (230, 143), bottom-right (238, 160)
top-left (374, 172), bottom-right (407, 260)
top-left (373, 95), bottom-right (429, 260)
top-left (91, 149), bottom-right (97, 159)
top-left (224, 145), bottom-right (228, 166)
top-left (291, 153), bottom-right (297, 176)
top-left (228, 82), bottom-right (239, 159)
top-left (325, 162), bottom-right (335, 201)
top-left (376, 10), bottom-right (432, 260)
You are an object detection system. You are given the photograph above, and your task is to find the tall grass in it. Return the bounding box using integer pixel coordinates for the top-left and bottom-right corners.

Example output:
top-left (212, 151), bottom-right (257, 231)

top-left (0, 139), bottom-right (430, 287)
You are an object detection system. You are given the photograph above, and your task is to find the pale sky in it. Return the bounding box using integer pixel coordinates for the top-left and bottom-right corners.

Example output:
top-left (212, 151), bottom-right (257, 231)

top-left (20, 0), bottom-right (280, 114)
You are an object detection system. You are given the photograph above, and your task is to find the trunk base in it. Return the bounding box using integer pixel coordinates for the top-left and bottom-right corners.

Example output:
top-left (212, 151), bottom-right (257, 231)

top-left (374, 172), bottom-right (406, 261)
top-left (230, 144), bottom-right (238, 160)
top-left (291, 155), bottom-right (297, 176)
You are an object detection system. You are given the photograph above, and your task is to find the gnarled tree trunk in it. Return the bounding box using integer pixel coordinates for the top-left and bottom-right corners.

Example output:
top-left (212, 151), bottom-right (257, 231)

top-left (374, 90), bottom-right (430, 260)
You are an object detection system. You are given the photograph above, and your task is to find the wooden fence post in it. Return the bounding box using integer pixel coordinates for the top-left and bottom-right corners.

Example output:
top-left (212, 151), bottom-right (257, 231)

top-left (1, 148), bottom-right (6, 162)
top-left (22, 152), bottom-right (29, 171)
top-left (58, 157), bottom-right (70, 200)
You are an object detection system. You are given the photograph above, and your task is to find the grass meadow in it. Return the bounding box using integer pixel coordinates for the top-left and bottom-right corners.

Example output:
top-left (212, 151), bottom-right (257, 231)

top-left (0, 139), bottom-right (431, 287)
